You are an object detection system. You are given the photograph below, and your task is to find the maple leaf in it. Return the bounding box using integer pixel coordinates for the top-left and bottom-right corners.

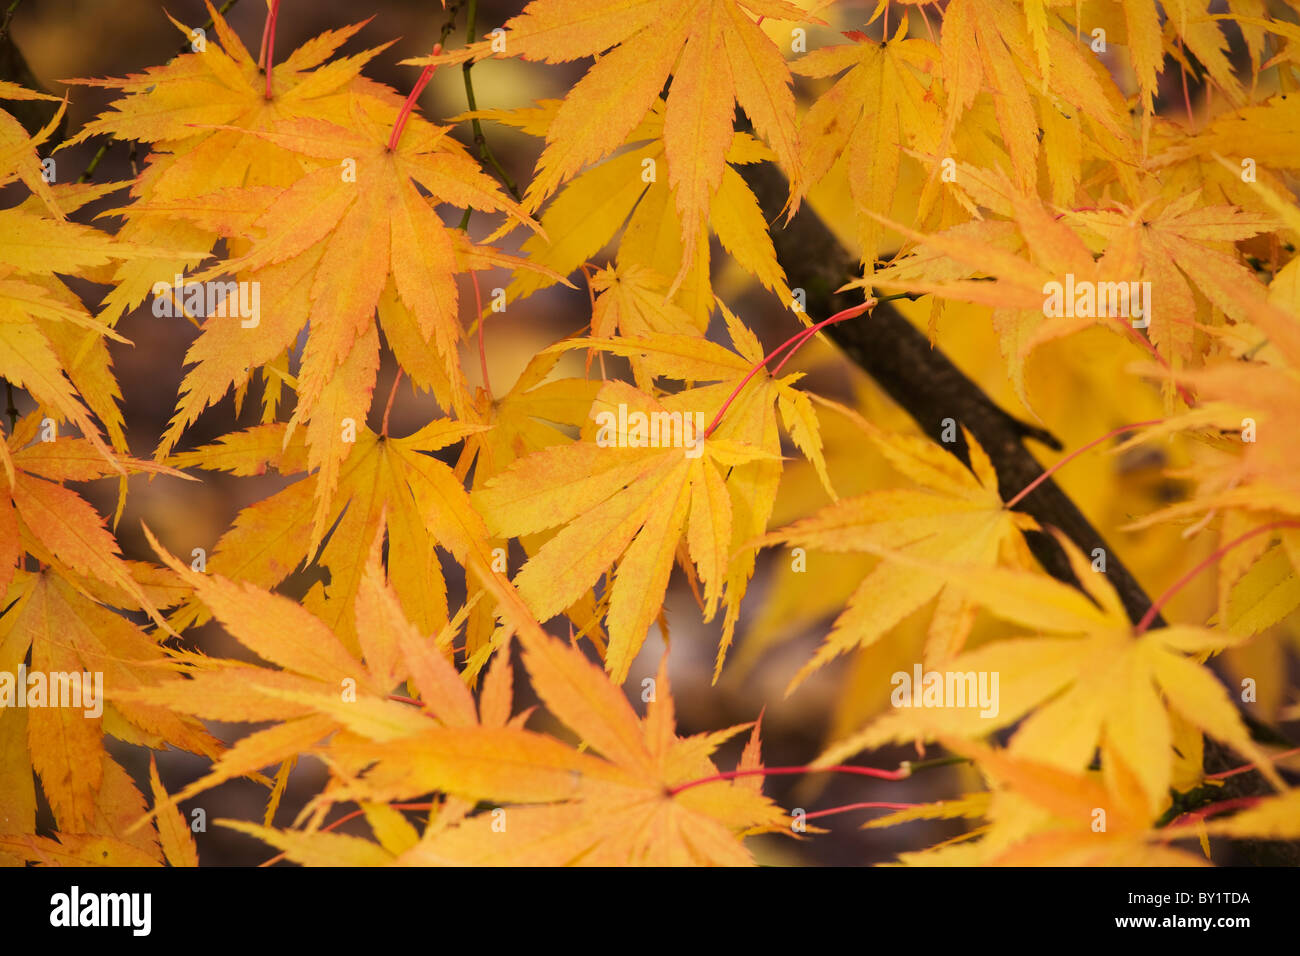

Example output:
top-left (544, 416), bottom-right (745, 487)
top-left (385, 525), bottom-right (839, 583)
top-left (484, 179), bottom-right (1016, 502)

top-left (860, 792), bottom-right (991, 831)
top-left (473, 376), bottom-right (776, 684)
top-left (149, 755), bottom-right (199, 867)
top-left (815, 533), bottom-right (1286, 819)
top-left (147, 91), bottom-right (547, 546)
top-left (853, 163), bottom-right (1292, 404)
top-left (408, 0), bottom-right (813, 291)
top-left (0, 832), bottom-right (167, 867)
top-left (793, 22), bottom-right (943, 268)
top-left (165, 419), bottom-right (489, 650)
top-left (213, 820), bottom-right (403, 866)
top-left (0, 102), bottom-right (185, 461)
top-left (1065, 194), bottom-right (1285, 365)
top-left (1050, 0), bottom-right (1240, 117)
top-left (9, 0), bottom-right (1299, 872)
top-left (1115, 358), bottom-right (1300, 628)
top-left (1, 414), bottom-right (194, 623)
top-left (476, 100), bottom-right (791, 327)
top-left (128, 524), bottom-right (517, 830)
top-left (450, 349), bottom-right (604, 660)
top-left (1217, 534), bottom-right (1300, 640)
top-left (357, 639), bottom-right (785, 865)
top-left (64, 5), bottom-right (392, 150)
top-left (936, 0), bottom-right (1130, 192)
top-left (63, 1), bottom-right (406, 323)
top-left (158, 537), bottom-right (784, 865)
top-left (473, 306), bottom-right (835, 683)
top-left (0, 463), bottom-right (217, 844)
top-left (729, 397), bottom-right (891, 678)
top-left (759, 417), bottom-right (1039, 691)
top-left (845, 165), bottom-right (1113, 413)
top-left (0, 420), bottom-right (213, 845)
top-left (0, 82), bottom-right (65, 214)
top-left (1120, 362), bottom-right (1300, 526)
top-left (1201, 790), bottom-right (1300, 840)
top-left (910, 740), bottom-right (1212, 867)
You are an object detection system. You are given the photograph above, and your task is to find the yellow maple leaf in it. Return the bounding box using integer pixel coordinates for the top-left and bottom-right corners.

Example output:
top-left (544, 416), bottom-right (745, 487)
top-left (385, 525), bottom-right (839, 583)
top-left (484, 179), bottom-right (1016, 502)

top-left (477, 100), bottom-right (791, 327)
top-left (793, 21), bottom-right (943, 268)
top-left (759, 421), bottom-right (1039, 691)
top-left (166, 419), bottom-right (489, 651)
top-left (473, 375), bottom-right (779, 683)
top-left (929, 741), bottom-right (1212, 867)
top-left (407, 0), bottom-right (813, 291)
top-left (388, 645), bottom-right (786, 866)
top-left (815, 534), bottom-right (1285, 819)
top-left (64, 1), bottom-right (407, 324)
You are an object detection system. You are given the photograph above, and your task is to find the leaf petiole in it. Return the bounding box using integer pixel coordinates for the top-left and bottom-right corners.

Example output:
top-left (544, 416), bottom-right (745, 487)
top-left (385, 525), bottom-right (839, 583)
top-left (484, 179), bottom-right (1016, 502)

top-left (701, 299), bottom-right (875, 441)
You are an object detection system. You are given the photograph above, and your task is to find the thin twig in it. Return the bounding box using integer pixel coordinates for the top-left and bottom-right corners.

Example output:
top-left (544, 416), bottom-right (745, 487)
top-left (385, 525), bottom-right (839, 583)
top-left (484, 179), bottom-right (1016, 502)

top-left (460, 0), bottom-right (522, 205)
top-left (439, 0), bottom-right (467, 46)
top-left (77, 140), bottom-right (111, 183)
top-left (2, 0), bottom-right (22, 32)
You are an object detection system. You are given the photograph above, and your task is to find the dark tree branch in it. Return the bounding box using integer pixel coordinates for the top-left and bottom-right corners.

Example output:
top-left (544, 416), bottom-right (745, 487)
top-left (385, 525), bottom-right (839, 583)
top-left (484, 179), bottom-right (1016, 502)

top-left (741, 160), bottom-right (1158, 624)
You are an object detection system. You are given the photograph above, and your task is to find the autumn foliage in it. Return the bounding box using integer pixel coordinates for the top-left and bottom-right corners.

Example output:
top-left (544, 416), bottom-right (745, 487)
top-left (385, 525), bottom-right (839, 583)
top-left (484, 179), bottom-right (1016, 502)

top-left (2, 0), bottom-right (1300, 868)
